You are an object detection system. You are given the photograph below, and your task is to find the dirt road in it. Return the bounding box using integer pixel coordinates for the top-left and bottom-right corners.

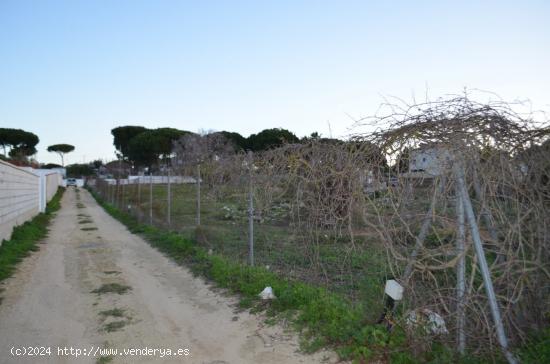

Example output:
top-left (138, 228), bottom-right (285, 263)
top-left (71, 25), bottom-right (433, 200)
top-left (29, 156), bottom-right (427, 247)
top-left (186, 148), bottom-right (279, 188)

top-left (0, 188), bottom-right (336, 364)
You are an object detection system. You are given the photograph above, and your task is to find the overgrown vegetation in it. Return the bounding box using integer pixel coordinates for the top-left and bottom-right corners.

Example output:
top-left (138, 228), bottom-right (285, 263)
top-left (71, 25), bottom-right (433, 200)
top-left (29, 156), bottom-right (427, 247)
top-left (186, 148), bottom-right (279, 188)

top-left (0, 188), bottom-right (64, 284)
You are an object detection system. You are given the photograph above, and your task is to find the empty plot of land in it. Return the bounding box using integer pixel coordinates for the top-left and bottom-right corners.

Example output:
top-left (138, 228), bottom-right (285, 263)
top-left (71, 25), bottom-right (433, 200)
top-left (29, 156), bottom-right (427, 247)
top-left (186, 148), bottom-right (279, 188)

top-left (0, 188), bottom-right (336, 364)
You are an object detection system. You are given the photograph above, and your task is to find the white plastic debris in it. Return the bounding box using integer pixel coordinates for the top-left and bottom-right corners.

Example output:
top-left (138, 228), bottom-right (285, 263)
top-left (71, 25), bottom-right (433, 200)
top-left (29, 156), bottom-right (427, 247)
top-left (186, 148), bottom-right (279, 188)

top-left (406, 309), bottom-right (448, 335)
top-left (384, 279), bottom-right (404, 301)
top-left (259, 286), bottom-right (276, 300)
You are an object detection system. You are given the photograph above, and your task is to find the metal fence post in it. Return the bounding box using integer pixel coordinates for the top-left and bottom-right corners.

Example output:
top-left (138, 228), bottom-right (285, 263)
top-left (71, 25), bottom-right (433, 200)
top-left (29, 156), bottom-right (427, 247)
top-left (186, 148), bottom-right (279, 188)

top-left (110, 183), bottom-right (114, 204)
top-left (121, 180), bottom-right (125, 211)
top-left (248, 151), bottom-right (254, 266)
top-left (137, 177), bottom-right (141, 221)
top-left (455, 166), bottom-right (517, 364)
top-left (116, 179), bottom-right (119, 208)
top-left (167, 169), bottom-right (171, 227)
top-left (196, 164), bottom-right (201, 226)
top-left (149, 172), bottom-right (153, 225)
top-left (456, 191), bottom-right (466, 355)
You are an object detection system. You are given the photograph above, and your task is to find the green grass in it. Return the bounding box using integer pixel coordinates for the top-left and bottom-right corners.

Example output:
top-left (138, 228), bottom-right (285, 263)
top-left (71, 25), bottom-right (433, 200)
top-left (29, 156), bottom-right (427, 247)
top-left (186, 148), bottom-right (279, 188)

top-left (0, 188), bottom-right (64, 284)
top-left (99, 308), bottom-right (126, 318)
top-left (103, 320), bottom-right (127, 332)
top-left (91, 283), bottom-right (131, 295)
top-left (518, 328), bottom-right (550, 364)
top-left (81, 226), bottom-right (98, 231)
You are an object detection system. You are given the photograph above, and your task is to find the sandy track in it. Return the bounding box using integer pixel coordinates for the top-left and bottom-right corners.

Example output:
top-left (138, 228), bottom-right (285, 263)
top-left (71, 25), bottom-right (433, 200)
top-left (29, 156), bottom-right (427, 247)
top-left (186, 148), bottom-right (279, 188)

top-left (0, 188), bottom-right (336, 364)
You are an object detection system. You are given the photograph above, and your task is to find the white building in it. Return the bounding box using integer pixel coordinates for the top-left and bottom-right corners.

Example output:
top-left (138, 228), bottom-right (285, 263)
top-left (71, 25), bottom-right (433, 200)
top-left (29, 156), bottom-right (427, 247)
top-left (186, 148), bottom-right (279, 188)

top-left (409, 146), bottom-right (451, 176)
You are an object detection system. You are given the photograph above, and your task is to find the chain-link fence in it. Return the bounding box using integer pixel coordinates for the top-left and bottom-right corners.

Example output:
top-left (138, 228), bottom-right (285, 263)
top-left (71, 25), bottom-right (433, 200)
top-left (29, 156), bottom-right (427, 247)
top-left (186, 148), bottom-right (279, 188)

top-left (92, 157), bottom-right (388, 315)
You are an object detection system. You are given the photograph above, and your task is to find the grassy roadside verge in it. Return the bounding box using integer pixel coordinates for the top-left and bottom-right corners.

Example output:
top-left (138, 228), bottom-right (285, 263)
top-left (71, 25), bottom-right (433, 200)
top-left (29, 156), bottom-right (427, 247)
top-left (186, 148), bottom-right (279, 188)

top-left (90, 187), bottom-right (548, 364)
top-left (0, 188), bottom-right (65, 285)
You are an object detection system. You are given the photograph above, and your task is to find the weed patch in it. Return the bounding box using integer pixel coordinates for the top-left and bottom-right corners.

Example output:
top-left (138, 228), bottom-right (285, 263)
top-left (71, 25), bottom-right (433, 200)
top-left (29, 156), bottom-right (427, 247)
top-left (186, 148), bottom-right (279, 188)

top-left (103, 271), bottom-right (120, 275)
top-left (99, 308), bottom-right (126, 318)
top-left (91, 283), bottom-right (131, 295)
top-left (81, 227), bottom-right (98, 231)
top-left (103, 320), bottom-right (127, 332)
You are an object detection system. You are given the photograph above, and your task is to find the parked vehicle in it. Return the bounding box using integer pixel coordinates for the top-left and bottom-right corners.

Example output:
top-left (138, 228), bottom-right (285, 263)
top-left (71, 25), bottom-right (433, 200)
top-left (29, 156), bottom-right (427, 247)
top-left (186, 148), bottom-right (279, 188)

top-left (66, 178), bottom-right (77, 186)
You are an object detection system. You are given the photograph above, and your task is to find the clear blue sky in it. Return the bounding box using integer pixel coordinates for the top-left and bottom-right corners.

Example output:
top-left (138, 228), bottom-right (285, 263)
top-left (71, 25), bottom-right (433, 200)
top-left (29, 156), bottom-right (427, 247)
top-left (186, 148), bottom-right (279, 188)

top-left (1, 0), bottom-right (548, 164)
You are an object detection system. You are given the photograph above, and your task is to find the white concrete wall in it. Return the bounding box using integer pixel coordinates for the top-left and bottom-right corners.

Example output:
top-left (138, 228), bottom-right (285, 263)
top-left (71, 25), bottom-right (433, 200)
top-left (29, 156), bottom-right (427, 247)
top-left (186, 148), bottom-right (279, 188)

top-left (0, 160), bottom-right (40, 243)
top-left (45, 173), bottom-right (61, 201)
top-left (26, 168), bottom-right (64, 212)
top-left (0, 163), bottom-right (64, 243)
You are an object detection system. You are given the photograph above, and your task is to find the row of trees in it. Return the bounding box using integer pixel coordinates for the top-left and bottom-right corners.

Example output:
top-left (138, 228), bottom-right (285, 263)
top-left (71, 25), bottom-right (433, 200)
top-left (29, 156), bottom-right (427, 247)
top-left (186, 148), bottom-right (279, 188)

top-left (111, 126), bottom-right (303, 168)
top-left (65, 161), bottom-right (101, 178)
top-left (111, 126), bottom-right (188, 167)
top-left (0, 128), bottom-right (39, 160)
top-left (0, 128), bottom-right (75, 166)
top-left (42, 160), bottom-right (103, 178)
